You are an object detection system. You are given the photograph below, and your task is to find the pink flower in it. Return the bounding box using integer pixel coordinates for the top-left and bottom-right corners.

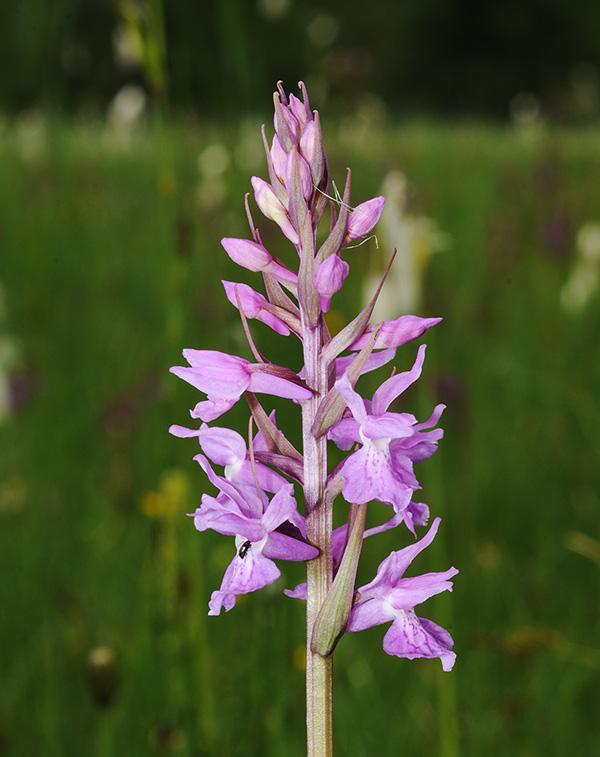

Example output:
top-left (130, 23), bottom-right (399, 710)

top-left (170, 349), bottom-right (311, 422)
top-left (332, 345), bottom-right (444, 512)
top-left (347, 518), bottom-right (458, 671)
top-left (189, 455), bottom-right (318, 615)
top-left (168, 422), bottom-right (287, 493)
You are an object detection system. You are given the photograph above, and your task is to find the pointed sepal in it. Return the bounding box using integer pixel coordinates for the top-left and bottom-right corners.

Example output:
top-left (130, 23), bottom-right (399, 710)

top-left (312, 324), bottom-right (382, 438)
top-left (245, 391), bottom-right (304, 463)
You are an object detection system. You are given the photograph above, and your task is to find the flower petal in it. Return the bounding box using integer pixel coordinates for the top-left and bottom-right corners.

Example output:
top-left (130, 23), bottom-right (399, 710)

top-left (264, 531), bottom-right (319, 561)
top-left (334, 373), bottom-right (368, 425)
top-left (382, 611), bottom-right (456, 671)
top-left (261, 483), bottom-right (297, 533)
top-left (247, 369), bottom-right (312, 401)
top-left (346, 596), bottom-right (394, 632)
top-left (197, 424), bottom-right (247, 466)
top-left (208, 551), bottom-right (281, 615)
top-left (172, 350), bottom-right (250, 399)
top-left (190, 397), bottom-right (238, 422)
top-left (251, 176), bottom-right (300, 244)
top-left (371, 344), bottom-right (426, 414)
top-left (191, 496), bottom-right (265, 541)
top-left (334, 348), bottom-right (396, 379)
top-left (222, 280), bottom-right (292, 336)
top-left (348, 316), bottom-right (442, 351)
top-left (284, 581), bottom-right (307, 600)
top-left (388, 568), bottom-right (458, 610)
top-left (314, 255), bottom-right (349, 312)
top-left (221, 238), bottom-right (298, 283)
top-left (358, 518), bottom-right (442, 595)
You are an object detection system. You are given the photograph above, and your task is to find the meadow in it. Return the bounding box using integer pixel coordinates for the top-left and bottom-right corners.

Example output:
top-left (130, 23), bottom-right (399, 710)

top-left (1, 114), bottom-right (599, 756)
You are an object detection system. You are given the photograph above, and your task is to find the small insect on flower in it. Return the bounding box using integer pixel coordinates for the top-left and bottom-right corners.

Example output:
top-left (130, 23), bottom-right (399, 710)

top-left (238, 540), bottom-right (252, 559)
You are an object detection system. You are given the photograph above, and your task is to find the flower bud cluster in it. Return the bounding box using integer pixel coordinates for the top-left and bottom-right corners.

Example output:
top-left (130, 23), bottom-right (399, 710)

top-left (170, 82), bottom-right (457, 671)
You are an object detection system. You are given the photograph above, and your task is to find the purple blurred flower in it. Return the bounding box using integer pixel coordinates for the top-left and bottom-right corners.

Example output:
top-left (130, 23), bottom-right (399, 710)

top-left (331, 345), bottom-right (444, 512)
top-left (347, 518), bottom-right (457, 670)
top-left (170, 349), bottom-right (311, 422)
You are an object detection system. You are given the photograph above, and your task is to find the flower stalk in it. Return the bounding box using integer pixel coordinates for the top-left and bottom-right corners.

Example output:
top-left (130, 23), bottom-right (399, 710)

top-left (301, 306), bottom-right (333, 756)
top-left (168, 81), bottom-right (457, 756)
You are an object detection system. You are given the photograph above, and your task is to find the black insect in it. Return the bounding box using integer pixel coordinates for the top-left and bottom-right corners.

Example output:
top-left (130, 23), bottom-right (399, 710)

top-left (238, 540), bottom-right (252, 559)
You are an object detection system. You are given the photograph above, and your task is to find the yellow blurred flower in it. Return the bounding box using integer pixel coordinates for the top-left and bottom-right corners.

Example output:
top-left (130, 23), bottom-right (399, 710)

top-left (139, 469), bottom-right (190, 520)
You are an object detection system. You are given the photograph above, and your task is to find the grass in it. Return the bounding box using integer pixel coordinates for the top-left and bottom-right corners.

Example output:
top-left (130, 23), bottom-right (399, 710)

top-left (1, 115), bottom-right (599, 756)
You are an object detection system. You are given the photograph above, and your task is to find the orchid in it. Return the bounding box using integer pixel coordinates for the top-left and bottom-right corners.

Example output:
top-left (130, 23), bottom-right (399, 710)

top-left (170, 348), bottom-right (311, 421)
top-left (189, 458), bottom-right (318, 614)
top-left (169, 81), bottom-right (456, 756)
top-left (347, 518), bottom-right (457, 671)
top-left (332, 344), bottom-right (445, 512)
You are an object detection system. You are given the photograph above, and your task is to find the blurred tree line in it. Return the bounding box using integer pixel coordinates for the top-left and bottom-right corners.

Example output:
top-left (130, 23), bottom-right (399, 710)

top-left (2, 0), bottom-right (600, 120)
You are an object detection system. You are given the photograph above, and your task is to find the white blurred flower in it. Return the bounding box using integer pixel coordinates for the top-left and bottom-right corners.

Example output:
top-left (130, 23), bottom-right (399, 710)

top-left (234, 118), bottom-right (264, 174)
top-left (257, 0), bottom-right (291, 20)
top-left (197, 144), bottom-right (230, 178)
top-left (560, 222), bottom-right (600, 314)
top-left (112, 23), bottom-right (143, 70)
top-left (307, 14), bottom-right (339, 47)
top-left (106, 85), bottom-right (148, 145)
top-left (363, 171), bottom-right (450, 320)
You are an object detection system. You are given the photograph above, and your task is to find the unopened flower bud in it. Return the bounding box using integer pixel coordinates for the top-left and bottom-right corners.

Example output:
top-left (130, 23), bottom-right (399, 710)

top-left (299, 120), bottom-right (317, 164)
top-left (270, 134), bottom-right (287, 184)
top-left (348, 315), bottom-right (442, 350)
top-left (221, 237), bottom-right (298, 284)
top-left (286, 149), bottom-right (313, 202)
top-left (314, 255), bottom-right (349, 312)
top-left (288, 92), bottom-right (312, 129)
top-left (251, 176), bottom-right (300, 244)
top-left (273, 92), bottom-right (299, 149)
top-left (345, 196), bottom-right (385, 243)
top-left (222, 280), bottom-right (292, 335)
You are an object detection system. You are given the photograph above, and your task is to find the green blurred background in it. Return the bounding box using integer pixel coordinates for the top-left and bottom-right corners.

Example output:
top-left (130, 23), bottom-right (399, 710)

top-left (1, 1), bottom-right (599, 755)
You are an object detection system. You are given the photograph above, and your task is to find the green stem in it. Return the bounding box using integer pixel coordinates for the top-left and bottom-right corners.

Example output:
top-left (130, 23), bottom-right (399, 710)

top-left (302, 313), bottom-right (333, 757)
